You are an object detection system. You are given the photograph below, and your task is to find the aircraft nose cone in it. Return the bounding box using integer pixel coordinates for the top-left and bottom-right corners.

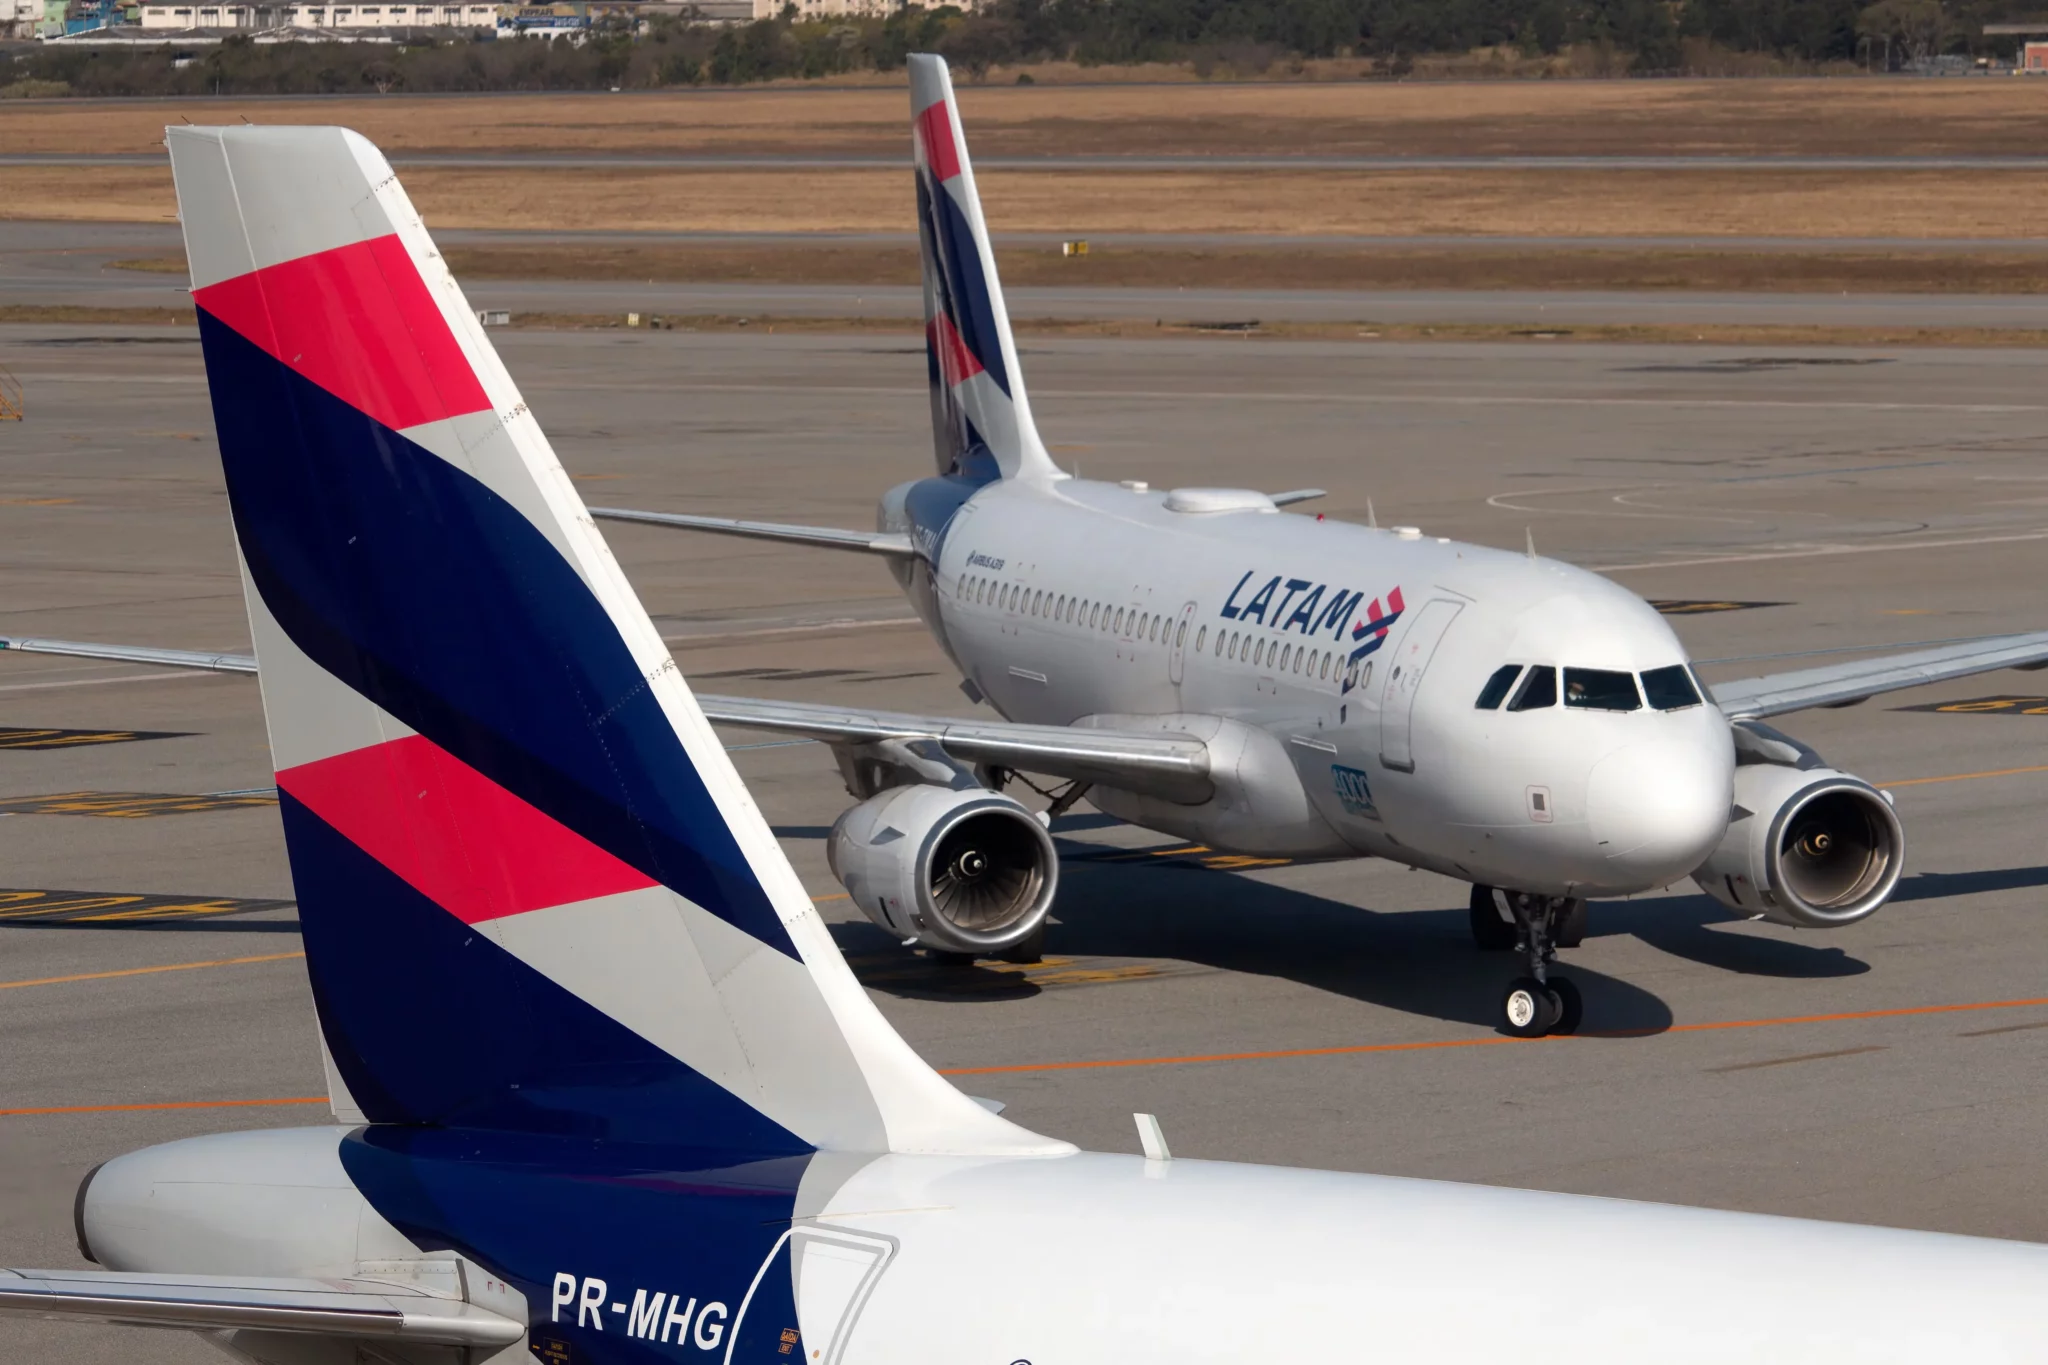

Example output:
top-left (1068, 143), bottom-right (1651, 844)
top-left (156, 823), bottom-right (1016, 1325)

top-left (1586, 738), bottom-right (1731, 882)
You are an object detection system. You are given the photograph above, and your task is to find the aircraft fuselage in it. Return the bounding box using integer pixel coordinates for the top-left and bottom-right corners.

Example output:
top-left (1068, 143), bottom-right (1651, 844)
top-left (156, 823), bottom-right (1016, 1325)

top-left (884, 474), bottom-right (1734, 899)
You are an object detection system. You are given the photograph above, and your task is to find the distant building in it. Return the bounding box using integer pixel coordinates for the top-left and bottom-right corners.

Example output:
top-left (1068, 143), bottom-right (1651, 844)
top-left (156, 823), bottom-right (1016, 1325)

top-left (2025, 41), bottom-right (2048, 71)
top-left (0, 0), bottom-right (43, 35)
top-left (137, 0), bottom-right (493, 27)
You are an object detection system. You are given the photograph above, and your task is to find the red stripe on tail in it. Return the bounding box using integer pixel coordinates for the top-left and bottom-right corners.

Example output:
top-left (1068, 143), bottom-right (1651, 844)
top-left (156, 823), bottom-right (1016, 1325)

top-left (928, 311), bottom-right (985, 390)
top-left (915, 100), bottom-right (962, 183)
top-left (279, 734), bottom-right (656, 925)
top-left (194, 235), bottom-right (491, 434)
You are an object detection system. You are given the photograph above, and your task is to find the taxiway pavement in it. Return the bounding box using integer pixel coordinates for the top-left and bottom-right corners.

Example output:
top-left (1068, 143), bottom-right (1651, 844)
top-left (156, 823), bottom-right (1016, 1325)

top-left (9, 222), bottom-right (2048, 329)
top-left (5, 326), bottom-right (2048, 1363)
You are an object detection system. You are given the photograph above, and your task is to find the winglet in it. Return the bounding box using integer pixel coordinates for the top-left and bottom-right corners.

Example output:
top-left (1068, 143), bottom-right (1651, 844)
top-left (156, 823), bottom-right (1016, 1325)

top-left (910, 54), bottom-right (1062, 484)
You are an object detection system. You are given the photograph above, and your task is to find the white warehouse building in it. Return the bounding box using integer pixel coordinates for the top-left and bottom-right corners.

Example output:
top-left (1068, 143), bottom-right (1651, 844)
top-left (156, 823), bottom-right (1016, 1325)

top-left (138, 0), bottom-right (495, 27)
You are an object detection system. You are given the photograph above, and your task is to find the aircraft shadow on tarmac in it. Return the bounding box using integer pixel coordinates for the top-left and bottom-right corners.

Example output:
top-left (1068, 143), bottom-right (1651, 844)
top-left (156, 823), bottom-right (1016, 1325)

top-left (814, 817), bottom-right (2048, 1035)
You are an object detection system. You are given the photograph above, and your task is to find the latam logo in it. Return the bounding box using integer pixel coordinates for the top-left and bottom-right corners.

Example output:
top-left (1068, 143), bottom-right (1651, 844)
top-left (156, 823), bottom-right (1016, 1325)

top-left (1218, 572), bottom-right (1405, 690)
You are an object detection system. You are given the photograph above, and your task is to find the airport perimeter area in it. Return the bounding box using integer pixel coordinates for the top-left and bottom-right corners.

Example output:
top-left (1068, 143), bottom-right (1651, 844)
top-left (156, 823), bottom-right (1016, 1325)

top-left (5, 321), bottom-right (2048, 1364)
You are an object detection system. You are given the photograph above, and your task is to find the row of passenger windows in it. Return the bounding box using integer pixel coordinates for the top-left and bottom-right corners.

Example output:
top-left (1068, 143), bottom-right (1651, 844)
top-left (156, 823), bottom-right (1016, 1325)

top-left (957, 575), bottom-right (1179, 644)
top-left (1474, 663), bottom-right (1703, 714)
top-left (955, 576), bottom-right (1363, 687)
top-left (1199, 625), bottom-right (1363, 687)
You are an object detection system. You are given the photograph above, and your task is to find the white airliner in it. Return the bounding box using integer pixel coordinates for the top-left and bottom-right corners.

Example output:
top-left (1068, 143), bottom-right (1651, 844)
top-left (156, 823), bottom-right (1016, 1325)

top-left (9, 59), bottom-right (2048, 1041)
top-left (10, 96), bottom-right (2048, 1365)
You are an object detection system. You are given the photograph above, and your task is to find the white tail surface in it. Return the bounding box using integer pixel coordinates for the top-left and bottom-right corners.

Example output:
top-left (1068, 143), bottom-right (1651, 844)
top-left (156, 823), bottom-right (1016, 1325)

top-left (909, 53), bottom-right (1064, 483)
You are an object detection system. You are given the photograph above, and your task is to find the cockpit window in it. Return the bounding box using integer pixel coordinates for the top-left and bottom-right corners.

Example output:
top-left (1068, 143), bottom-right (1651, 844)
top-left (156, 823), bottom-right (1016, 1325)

top-left (1507, 666), bottom-right (1557, 711)
top-left (1475, 664), bottom-right (1522, 710)
top-left (1563, 668), bottom-right (1641, 712)
top-left (1641, 664), bottom-right (1703, 711)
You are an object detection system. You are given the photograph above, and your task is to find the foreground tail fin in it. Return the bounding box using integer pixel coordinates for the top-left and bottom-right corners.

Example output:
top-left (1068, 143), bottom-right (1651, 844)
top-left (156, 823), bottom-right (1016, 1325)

top-left (909, 54), bottom-right (1062, 483)
top-left (166, 125), bottom-right (1064, 1158)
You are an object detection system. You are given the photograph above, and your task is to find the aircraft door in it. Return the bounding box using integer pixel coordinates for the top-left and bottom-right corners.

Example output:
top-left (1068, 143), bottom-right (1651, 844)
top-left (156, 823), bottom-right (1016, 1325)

top-left (1167, 600), bottom-right (1198, 688)
top-left (1378, 598), bottom-right (1463, 773)
top-left (726, 1226), bottom-right (897, 1365)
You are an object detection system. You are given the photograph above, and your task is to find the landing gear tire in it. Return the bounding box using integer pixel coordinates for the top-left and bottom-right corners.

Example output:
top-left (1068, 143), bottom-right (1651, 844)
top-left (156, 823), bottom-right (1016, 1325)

top-left (1468, 886), bottom-right (1519, 952)
top-left (1547, 976), bottom-right (1583, 1036)
top-left (1502, 977), bottom-right (1559, 1038)
top-left (1000, 921), bottom-right (1046, 965)
top-left (1495, 891), bottom-right (1586, 1036)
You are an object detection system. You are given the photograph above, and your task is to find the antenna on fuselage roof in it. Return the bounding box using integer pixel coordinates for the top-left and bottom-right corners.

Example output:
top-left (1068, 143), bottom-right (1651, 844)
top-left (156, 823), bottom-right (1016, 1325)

top-left (1527, 528), bottom-right (1537, 559)
top-left (1367, 498), bottom-right (1378, 529)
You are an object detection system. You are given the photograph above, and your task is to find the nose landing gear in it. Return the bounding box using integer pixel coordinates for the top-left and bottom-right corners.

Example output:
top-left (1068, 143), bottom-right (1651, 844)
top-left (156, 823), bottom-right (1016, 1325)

top-left (1472, 886), bottom-right (1586, 1038)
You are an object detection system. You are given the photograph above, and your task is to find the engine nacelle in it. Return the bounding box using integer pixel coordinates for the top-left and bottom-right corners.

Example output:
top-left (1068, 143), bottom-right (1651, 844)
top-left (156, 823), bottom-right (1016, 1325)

top-left (1691, 763), bottom-right (1903, 928)
top-left (827, 784), bottom-right (1057, 954)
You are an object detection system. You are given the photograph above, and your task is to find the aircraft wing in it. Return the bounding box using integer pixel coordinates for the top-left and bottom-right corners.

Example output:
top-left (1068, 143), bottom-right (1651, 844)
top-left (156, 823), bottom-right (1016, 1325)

top-left (699, 695), bottom-right (1211, 801)
top-left (589, 508), bottom-right (917, 557)
top-left (0, 1269), bottom-right (524, 1346)
top-left (0, 637), bottom-right (1210, 800)
top-left (1709, 632), bottom-right (2048, 719)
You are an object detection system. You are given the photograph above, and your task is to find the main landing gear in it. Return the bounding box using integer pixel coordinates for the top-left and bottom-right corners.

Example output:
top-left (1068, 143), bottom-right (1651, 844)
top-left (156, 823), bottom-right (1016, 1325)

top-left (1469, 886), bottom-right (1586, 1038)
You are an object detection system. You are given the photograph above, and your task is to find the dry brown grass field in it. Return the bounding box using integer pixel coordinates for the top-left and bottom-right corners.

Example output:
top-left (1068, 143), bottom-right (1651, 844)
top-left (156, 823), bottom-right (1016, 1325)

top-left (12, 163), bottom-right (2048, 240)
top-left (6, 78), bottom-right (2048, 158)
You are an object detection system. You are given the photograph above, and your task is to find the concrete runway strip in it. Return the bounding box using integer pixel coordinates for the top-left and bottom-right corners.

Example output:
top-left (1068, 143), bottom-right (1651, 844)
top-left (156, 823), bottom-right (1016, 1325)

top-left (7, 327), bottom-right (2048, 1364)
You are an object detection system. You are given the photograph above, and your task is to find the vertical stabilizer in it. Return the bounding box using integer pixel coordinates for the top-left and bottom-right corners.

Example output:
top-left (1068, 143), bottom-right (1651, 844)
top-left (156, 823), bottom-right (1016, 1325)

top-left (910, 54), bottom-right (1063, 483)
top-left (165, 124), bottom-right (1067, 1160)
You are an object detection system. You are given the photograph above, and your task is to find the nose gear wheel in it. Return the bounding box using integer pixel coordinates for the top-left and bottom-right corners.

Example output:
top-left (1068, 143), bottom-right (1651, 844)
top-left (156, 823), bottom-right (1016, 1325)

top-left (1486, 890), bottom-right (1585, 1037)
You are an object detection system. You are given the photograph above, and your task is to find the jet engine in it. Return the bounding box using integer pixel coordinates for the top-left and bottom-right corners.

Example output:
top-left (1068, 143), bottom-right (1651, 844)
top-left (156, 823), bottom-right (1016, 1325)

top-left (827, 784), bottom-right (1057, 954)
top-left (1692, 758), bottom-right (1903, 929)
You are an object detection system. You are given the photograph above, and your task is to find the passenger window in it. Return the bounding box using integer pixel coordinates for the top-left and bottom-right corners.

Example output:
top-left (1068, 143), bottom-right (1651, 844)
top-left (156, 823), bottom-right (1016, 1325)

top-left (1641, 664), bottom-right (1703, 711)
top-left (1279, 645), bottom-right (1292, 672)
top-left (1319, 653), bottom-right (1331, 681)
top-left (1115, 608), bottom-right (1126, 633)
top-left (1563, 668), bottom-right (1641, 712)
top-left (1149, 617), bottom-right (1160, 643)
top-left (1057, 594), bottom-right (1066, 618)
top-left (1034, 591), bottom-right (1044, 616)
top-left (1474, 664), bottom-right (1522, 710)
top-left (1228, 632), bottom-right (1238, 659)
top-left (1196, 625), bottom-right (1207, 652)
top-left (1508, 666), bottom-right (1558, 711)
top-left (1176, 620), bottom-right (1188, 648)
top-left (1255, 639), bottom-right (1267, 668)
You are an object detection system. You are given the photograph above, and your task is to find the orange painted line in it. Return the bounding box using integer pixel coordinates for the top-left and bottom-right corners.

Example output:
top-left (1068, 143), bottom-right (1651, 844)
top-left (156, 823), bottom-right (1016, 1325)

top-left (0, 1097), bottom-right (325, 1118)
top-left (938, 995), bottom-right (2048, 1076)
top-left (1882, 763), bottom-right (2048, 789)
top-left (0, 951), bottom-right (304, 992)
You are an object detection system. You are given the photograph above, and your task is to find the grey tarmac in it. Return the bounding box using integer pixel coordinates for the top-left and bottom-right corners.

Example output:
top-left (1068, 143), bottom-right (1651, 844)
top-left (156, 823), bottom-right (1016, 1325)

top-left (5, 326), bottom-right (2048, 1364)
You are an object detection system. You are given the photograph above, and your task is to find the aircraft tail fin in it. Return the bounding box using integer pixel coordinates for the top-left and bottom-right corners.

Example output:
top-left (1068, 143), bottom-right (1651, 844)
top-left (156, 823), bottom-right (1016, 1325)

top-left (910, 54), bottom-right (1062, 483)
top-left (164, 124), bottom-right (1066, 1159)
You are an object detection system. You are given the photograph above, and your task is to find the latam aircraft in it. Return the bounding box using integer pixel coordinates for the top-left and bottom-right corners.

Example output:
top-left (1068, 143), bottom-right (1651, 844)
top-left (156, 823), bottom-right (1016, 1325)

top-left (11, 59), bottom-right (2048, 1040)
top-left (9, 110), bottom-right (2048, 1365)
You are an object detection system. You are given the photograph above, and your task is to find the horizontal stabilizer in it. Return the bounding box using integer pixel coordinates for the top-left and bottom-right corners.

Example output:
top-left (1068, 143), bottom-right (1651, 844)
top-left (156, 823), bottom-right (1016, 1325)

top-left (0, 1270), bottom-right (523, 1346)
top-left (0, 636), bottom-right (256, 674)
top-left (590, 508), bottom-right (917, 557)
